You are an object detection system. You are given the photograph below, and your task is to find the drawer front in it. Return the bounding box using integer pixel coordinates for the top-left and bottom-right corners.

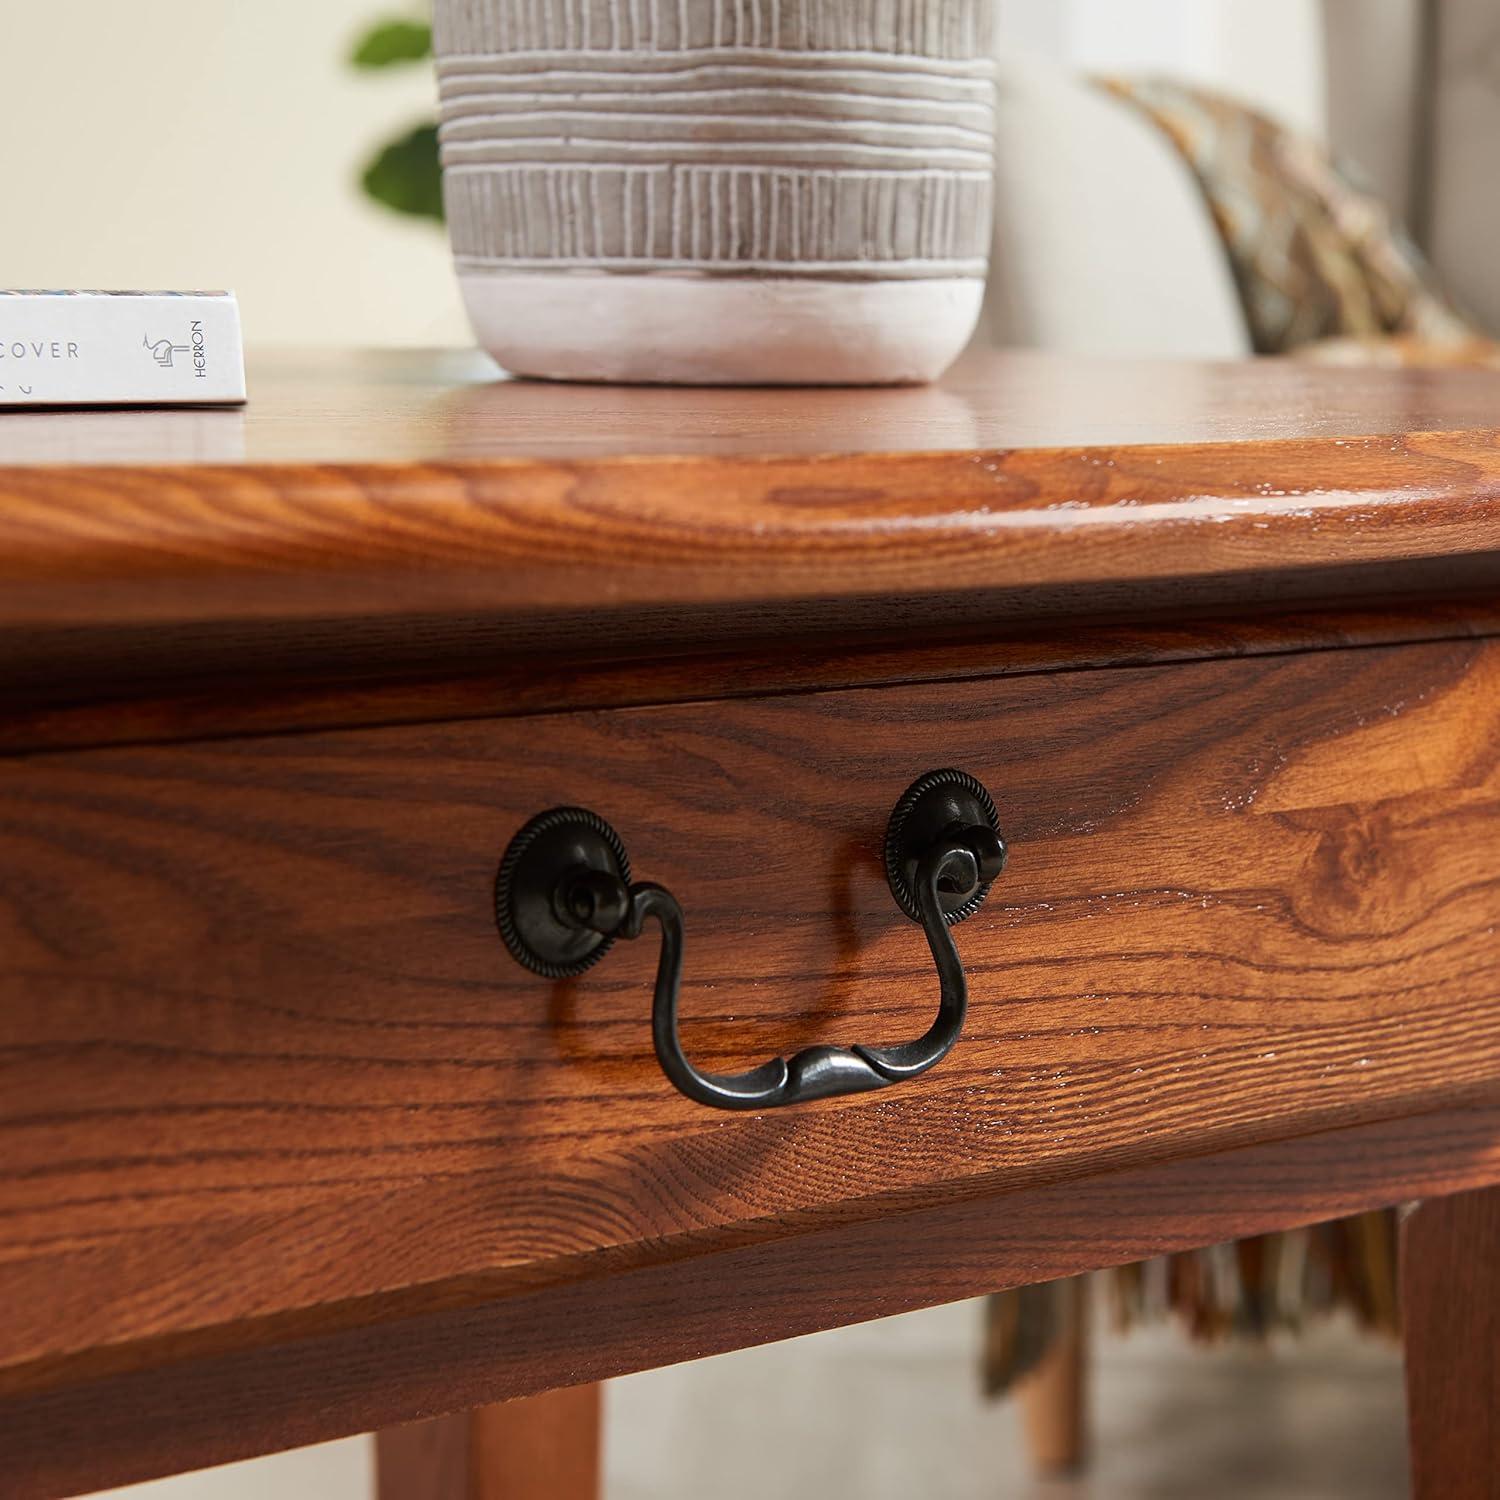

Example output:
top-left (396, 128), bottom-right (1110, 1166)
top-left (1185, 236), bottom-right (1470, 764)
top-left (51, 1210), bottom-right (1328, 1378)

top-left (2, 638), bottom-right (1498, 1377)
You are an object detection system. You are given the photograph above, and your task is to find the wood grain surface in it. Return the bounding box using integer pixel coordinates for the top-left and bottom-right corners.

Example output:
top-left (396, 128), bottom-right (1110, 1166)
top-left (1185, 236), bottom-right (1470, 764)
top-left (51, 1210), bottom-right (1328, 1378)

top-left (6, 352), bottom-right (1500, 1497)
top-left (8, 1105), bottom-right (1500, 1500)
top-left (0, 353), bottom-right (1498, 650)
top-left (1, 634), bottom-right (1497, 1485)
top-left (5, 599), bottom-right (1498, 757)
top-left (7, 348), bottom-right (1500, 468)
top-left (1403, 1185), bottom-right (1500, 1500)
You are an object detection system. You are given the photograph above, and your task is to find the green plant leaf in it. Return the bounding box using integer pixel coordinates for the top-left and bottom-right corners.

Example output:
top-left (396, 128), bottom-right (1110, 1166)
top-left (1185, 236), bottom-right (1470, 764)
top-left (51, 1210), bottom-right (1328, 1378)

top-left (361, 122), bottom-right (444, 222)
top-left (351, 18), bottom-right (432, 67)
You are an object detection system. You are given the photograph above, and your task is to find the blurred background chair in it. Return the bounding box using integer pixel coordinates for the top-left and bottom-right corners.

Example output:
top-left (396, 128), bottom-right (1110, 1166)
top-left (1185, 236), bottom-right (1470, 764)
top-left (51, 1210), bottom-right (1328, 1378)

top-left (987, 0), bottom-right (1499, 361)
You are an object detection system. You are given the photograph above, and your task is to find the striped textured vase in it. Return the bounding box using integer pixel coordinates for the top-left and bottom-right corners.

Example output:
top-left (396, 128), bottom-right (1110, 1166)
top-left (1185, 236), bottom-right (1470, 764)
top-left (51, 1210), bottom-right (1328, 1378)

top-left (434, 0), bottom-right (995, 384)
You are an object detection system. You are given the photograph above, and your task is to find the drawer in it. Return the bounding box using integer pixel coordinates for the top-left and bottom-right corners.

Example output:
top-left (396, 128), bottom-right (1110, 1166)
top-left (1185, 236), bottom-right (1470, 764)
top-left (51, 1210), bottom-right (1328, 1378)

top-left (2, 638), bottom-right (1499, 1387)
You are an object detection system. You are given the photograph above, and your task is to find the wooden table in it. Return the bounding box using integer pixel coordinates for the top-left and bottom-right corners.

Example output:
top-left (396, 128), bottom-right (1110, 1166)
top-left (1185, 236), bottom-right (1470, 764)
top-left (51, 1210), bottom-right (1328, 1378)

top-left (1, 350), bottom-right (1497, 1499)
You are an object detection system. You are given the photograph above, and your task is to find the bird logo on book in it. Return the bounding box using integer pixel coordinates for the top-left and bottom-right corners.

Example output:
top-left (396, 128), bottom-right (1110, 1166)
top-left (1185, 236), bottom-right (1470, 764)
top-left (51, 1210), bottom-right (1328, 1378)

top-left (144, 333), bottom-right (191, 369)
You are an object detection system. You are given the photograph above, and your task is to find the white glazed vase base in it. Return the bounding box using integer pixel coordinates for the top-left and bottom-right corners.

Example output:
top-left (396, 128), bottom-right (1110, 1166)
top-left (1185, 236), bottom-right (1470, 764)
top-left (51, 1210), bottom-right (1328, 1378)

top-left (457, 271), bottom-right (985, 386)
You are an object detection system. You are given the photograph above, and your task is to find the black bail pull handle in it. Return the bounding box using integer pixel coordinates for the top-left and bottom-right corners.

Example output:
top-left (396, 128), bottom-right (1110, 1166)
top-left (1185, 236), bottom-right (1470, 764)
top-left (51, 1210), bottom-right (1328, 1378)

top-left (495, 770), bottom-right (1006, 1112)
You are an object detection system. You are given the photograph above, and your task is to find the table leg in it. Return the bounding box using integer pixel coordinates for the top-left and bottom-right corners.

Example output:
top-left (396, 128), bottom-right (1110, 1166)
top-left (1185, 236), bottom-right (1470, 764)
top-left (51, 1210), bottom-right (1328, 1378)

top-left (1402, 1186), bottom-right (1500, 1500)
top-left (375, 1385), bottom-right (602, 1500)
top-left (1017, 1276), bottom-right (1090, 1475)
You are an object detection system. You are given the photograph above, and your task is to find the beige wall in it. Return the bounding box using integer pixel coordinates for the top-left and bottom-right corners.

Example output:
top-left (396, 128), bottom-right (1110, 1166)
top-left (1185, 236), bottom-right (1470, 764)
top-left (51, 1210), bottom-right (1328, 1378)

top-left (1427, 0), bottom-right (1500, 334)
top-left (1002, 0), bottom-right (1328, 138)
top-left (0, 0), bottom-right (469, 346)
top-left (1323, 0), bottom-right (1426, 224)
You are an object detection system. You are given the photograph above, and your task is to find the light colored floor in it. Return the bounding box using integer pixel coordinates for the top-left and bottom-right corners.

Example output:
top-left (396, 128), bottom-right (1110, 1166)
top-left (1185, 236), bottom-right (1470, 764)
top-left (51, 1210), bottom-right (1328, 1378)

top-left (92, 1296), bottom-right (1409, 1500)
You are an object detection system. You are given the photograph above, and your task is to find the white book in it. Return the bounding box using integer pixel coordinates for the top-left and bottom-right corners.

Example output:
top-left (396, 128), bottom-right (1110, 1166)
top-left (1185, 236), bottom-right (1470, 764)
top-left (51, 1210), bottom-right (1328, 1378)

top-left (0, 291), bottom-right (246, 407)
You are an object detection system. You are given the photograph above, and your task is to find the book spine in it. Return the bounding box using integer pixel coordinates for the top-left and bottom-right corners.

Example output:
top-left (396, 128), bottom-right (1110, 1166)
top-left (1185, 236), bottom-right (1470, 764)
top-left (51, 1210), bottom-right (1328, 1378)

top-left (0, 294), bottom-right (246, 407)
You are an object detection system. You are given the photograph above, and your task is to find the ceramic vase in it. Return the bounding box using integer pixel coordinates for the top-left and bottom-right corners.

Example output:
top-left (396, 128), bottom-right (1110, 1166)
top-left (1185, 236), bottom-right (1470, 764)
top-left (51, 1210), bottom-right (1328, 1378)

top-left (433, 0), bottom-right (995, 384)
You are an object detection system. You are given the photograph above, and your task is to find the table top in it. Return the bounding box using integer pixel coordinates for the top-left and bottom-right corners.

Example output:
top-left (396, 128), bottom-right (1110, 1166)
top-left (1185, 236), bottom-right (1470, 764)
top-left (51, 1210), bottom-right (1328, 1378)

top-left (2, 348), bottom-right (1497, 712)
top-left (5, 346), bottom-right (1500, 465)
